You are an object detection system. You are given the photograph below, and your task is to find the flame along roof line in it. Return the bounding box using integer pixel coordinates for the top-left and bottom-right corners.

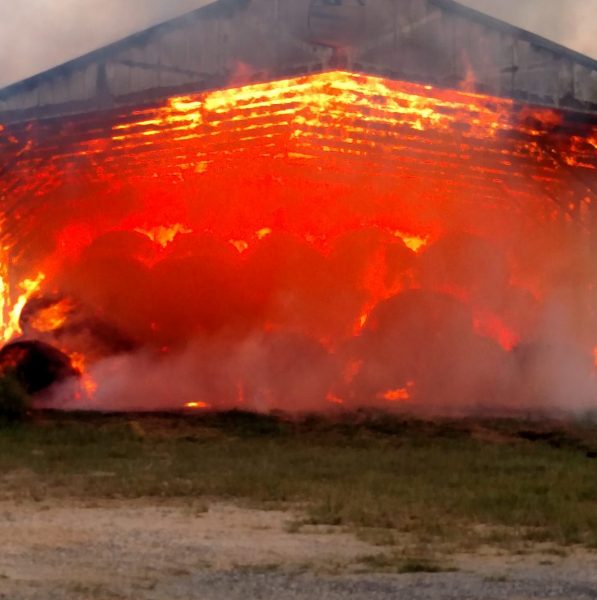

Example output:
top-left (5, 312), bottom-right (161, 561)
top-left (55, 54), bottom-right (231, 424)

top-left (3, 70), bottom-right (596, 204)
top-left (0, 0), bottom-right (596, 102)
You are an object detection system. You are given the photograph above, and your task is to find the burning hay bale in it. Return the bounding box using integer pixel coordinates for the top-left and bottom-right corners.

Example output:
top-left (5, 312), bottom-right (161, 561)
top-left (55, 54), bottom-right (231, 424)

top-left (342, 290), bottom-right (509, 409)
top-left (0, 71), bottom-right (595, 413)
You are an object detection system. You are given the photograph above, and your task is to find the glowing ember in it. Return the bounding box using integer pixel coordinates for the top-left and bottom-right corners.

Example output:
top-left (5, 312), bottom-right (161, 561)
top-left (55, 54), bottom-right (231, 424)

top-left (185, 401), bottom-right (210, 410)
top-left (136, 224), bottom-right (192, 248)
top-left (230, 239), bottom-right (250, 253)
top-left (393, 231), bottom-right (429, 253)
top-left (379, 383), bottom-right (415, 403)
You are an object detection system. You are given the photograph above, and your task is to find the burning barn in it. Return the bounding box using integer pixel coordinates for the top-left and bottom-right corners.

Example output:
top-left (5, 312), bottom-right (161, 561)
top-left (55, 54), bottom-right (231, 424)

top-left (0, 0), bottom-right (596, 413)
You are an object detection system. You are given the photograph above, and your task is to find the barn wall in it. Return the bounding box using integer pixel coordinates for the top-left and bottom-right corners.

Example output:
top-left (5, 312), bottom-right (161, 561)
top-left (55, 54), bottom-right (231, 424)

top-left (0, 0), bottom-right (596, 124)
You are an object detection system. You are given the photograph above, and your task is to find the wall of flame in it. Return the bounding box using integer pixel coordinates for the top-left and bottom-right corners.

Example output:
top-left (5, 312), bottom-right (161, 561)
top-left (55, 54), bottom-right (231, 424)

top-left (0, 71), bottom-right (596, 410)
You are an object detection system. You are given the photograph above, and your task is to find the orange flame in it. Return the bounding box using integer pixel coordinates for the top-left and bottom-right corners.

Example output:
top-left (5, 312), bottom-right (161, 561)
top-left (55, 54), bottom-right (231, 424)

top-left (29, 299), bottom-right (73, 333)
top-left (392, 231), bottom-right (429, 253)
top-left (379, 381), bottom-right (415, 403)
top-left (1, 70), bottom-right (595, 410)
top-left (2, 273), bottom-right (45, 343)
top-left (135, 224), bottom-right (192, 247)
top-left (81, 375), bottom-right (98, 398)
top-left (184, 401), bottom-right (210, 410)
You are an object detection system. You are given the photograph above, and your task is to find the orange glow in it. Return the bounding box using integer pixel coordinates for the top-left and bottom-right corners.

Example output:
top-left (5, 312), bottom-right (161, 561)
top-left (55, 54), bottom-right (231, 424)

top-left (393, 231), bottom-right (430, 253)
top-left (229, 239), bottom-right (249, 253)
top-left (356, 312), bottom-right (369, 332)
top-left (473, 312), bottom-right (521, 352)
top-left (326, 393), bottom-right (345, 405)
top-left (379, 382), bottom-right (415, 403)
top-left (70, 352), bottom-right (87, 374)
top-left (1, 70), bottom-right (596, 411)
top-left (29, 299), bottom-right (73, 333)
top-left (2, 273), bottom-right (45, 342)
top-left (69, 352), bottom-right (97, 400)
top-left (136, 224), bottom-right (192, 247)
top-left (185, 401), bottom-right (210, 410)
top-left (81, 374), bottom-right (98, 398)
top-left (379, 388), bottom-right (411, 402)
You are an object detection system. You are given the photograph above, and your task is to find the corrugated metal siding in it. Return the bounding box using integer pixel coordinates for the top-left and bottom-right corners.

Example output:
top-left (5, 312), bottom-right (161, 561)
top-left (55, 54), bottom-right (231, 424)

top-left (0, 0), bottom-right (596, 124)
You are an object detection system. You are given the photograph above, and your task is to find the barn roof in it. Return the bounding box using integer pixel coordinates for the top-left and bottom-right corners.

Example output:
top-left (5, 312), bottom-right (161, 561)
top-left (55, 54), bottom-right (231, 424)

top-left (1, 0), bottom-right (596, 123)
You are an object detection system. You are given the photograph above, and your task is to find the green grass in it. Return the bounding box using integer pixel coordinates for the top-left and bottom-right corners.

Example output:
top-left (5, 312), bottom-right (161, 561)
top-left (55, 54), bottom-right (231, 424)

top-left (2, 411), bottom-right (597, 552)
top-left (0, 371), bottom-right (30, 421)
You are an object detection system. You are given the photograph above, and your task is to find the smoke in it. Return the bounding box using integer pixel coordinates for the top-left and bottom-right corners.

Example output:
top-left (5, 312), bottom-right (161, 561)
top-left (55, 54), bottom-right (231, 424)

top-left (38, 223), bottom-right (597, 416)
top-left (21, 160), bottom-right (596, 416)
top-left (0, 0), bottom-right (595, 89)
top-left (2, 55), bottom-right (596, 417)
top-left (0, 0), bottom-right (212, 88)
top-left (462, 0), bottom-right (597, 59)
top-left (46, 331), bottom-right (338, 413)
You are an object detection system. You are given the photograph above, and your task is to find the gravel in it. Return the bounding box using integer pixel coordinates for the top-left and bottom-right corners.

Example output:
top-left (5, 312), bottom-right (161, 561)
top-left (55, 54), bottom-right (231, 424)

top-left (150, 568), bottom-right (597, 600)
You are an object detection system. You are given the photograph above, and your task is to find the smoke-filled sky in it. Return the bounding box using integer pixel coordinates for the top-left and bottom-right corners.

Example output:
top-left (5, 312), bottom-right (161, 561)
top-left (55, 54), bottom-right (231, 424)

top-left (0, 0), bottom-right (595, 88)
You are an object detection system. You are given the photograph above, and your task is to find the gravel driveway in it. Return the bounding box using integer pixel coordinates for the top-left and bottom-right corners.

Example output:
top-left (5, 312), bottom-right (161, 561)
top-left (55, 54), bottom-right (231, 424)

top-left (2, 499), bottom-right (596, 599)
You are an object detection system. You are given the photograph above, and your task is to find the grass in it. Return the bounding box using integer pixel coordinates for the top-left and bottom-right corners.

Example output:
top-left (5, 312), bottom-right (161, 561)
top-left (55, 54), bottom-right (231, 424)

top-left (2, 411), bottom-right (597, 553)
top-left (0, 371), bottom-right (30, 422)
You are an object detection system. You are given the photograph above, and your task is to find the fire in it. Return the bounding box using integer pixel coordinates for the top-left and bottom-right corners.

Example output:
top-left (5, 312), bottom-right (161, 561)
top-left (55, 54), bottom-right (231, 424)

top-left (69, 352), bottom-right (97, 400)
top-left (29, 299), bottom-right (73, 333)
top-left (70, 352), bottom-right (87, 374)
top-left (473, 312), bottom-right (520, 352)
top-left (256, 228), bottom-right (273, 240)
top-left (80, 374), bottom-right (98, 398)
top-left (230, 239), bottom-right (249, 253)
top-left (184, 401), bottom-right (210, 410)
top-left (393, 231), bottom-right (429, 254)
top-left (1, 70), bottom-right (596, 411)
top-left (135, 224), bottom-right (192, 247)
top-left (379, 382), bottom-right (415, 403)
top-left (357, 312), bottom-right (369, 331)
top-left (2, 273), bottom-right (45, 342)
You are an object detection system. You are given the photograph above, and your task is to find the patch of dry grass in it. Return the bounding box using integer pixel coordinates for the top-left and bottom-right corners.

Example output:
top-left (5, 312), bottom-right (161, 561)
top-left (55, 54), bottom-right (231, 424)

top-left (2, 411), bottom-right (597, 553)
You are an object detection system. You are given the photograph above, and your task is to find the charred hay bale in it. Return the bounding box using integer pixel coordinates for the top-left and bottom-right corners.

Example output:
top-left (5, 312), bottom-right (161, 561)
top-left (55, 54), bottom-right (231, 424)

top-left (0, 340), bottom-right (77, 395)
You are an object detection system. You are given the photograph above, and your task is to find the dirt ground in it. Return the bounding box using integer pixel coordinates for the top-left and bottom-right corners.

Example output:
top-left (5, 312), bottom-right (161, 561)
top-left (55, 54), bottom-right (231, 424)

top-left (2, 499), bottom-right (597, 600)
top-left (0, 499), bottom-right (372, 595)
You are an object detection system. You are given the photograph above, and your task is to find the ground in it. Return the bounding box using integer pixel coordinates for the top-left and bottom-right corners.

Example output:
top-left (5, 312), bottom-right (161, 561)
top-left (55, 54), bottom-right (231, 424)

top-left (2, 499), bottom-right (597, 599)
top-left (1, 411), bottom-right (597, 599)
